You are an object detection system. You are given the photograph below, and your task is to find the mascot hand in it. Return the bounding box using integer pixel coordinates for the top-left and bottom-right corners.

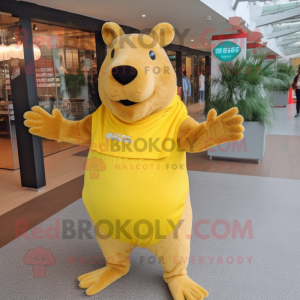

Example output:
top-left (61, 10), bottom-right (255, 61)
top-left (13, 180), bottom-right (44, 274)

top-left (206, 107), bottom-right (244, 143)
top-left (24, 106), bottom-right (63, 141)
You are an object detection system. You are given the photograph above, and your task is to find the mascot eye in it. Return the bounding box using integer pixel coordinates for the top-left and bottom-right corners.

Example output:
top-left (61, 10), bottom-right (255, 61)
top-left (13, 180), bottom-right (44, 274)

top-left (149, 50), bottom-right (155, 60)
top-left (111, 49), bottom-right (115, 58)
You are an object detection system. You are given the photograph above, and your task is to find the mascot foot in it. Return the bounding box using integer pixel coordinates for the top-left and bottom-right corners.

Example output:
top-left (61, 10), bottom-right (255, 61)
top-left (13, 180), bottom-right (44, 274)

top-left (167, 275), bottom-right (208, 300)
top-left (78, 266), bottom-right (129, 296)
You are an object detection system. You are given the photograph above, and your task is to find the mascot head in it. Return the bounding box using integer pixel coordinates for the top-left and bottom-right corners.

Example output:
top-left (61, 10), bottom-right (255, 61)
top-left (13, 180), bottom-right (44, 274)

top-left (98, 22), bottom-right (176, 122)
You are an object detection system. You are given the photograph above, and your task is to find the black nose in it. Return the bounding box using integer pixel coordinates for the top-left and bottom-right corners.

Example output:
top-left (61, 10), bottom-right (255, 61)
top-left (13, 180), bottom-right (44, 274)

top-left (112, 65), bottom-right (138, 85)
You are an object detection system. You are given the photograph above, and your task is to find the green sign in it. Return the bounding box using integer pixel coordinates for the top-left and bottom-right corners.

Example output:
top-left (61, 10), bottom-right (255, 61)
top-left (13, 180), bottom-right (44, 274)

top-left (213, 41), bottom-right (241, 62)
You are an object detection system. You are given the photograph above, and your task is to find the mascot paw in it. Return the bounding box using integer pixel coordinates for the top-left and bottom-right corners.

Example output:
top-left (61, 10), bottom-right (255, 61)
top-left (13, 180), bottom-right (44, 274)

top-left (167, 275), bottom-right (208, 300)
top-left (78, 266), bottom-right (128, 296)
top-left (24, 106), bottom-right (63, 140)
top-left (207, 107), bottom-right (244, 143)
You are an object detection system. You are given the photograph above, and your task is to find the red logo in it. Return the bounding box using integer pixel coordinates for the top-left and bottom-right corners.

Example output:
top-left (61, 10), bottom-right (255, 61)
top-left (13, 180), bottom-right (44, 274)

top-left (23, 246), bottom-right (56, 277)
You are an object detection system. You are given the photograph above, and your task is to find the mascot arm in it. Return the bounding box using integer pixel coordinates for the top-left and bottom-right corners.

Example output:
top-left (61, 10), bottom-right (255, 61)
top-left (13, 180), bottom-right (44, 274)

top-left (24, 106), bottom-right (92, 145)
top-left (177, 107), bottom-right (244, 153)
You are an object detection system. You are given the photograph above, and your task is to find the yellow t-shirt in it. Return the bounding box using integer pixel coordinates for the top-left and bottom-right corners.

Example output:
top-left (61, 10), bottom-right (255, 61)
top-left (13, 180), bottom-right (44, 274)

top-left (82, 92), bottom-right (190, 246)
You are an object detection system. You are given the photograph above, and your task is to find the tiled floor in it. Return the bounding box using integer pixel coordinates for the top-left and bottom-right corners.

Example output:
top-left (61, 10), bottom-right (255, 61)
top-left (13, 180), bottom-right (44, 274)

top-left (268, 104), bottom-right (300, 136)
top-left (0, 146), bottom-right (86, 216)
top-left (187, 134), bottom-right (300, 180)
top-left (1, 171), bottom-right (299, 300)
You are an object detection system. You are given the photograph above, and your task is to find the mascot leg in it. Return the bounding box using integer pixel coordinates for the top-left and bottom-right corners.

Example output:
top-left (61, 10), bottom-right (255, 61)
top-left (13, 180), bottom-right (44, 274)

top-left (145, 191), bottom-right (209, 300)
top-left (78, 222), bottom-right (136, 296)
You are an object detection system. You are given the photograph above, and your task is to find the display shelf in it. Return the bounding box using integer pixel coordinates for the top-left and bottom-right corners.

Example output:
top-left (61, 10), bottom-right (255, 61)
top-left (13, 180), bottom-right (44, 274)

top-left (0, 101), bottom-right (14, 120)
top-left (1, 69), bottom-right (11, 90)
top-left (35, 67), bottom-right (61, 88)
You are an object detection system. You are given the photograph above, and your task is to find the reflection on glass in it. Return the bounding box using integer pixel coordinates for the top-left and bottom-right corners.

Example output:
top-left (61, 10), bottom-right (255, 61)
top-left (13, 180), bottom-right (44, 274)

top-left (0, 14), bottom-right (20, 170)
top-left (182, 53), bottom-right (206, 120)
top-left (32, 22), bottom-right (98, 155)
top-left (167, 50), bottom-right (176, 72)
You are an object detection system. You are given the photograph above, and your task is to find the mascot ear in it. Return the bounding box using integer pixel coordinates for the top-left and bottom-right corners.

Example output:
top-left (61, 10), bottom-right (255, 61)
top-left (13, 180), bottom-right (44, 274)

top-left (150, 23), bottom-right (175, 47)
top-left (102, 22), bottom-right (125, 46)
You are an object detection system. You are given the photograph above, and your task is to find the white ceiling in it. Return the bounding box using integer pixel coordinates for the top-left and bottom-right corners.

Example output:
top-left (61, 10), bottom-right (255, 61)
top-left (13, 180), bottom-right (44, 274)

top-left (20, 0), bottom-right (234, 51)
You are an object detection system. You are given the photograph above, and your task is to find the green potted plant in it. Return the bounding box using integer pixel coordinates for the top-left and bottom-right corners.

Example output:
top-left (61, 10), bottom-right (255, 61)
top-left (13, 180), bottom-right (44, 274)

top-left (272, 62), bottom-right (296, 107)
top-left (63, 68), bottom-right (86, 116)
top-left (205, 51), bottom-right (280, 163)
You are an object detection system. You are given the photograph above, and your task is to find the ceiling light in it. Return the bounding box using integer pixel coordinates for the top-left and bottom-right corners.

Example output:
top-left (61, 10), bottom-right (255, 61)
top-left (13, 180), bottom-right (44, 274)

top-left (12, 37), bottom-right (15, 40)
top-left (8, 43), bottom-right (41, 61)
top-left (191, 39), bottom-right (194, 41)
top-left (142, 15), bottom-right (146, 17)
top-left (33, 24), bottom-right (37, 31)
top-left (0, 45), bottom-right (11, 61)
top-left (33, 44), bottom-right (41, 60)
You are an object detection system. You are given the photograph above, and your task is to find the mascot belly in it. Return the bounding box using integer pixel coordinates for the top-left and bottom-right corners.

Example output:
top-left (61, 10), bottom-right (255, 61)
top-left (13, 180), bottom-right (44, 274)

top-left (83, 93), bottom-right (189, 246)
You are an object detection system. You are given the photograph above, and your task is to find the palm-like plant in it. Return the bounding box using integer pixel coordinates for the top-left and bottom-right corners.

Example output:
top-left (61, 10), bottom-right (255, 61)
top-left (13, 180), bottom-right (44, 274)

top-left (64, 68), bottom-right (86, 98)
top-left (205, 51), bottom-right (281, 128)
top-left (274, 62), bottom-right (296, 91)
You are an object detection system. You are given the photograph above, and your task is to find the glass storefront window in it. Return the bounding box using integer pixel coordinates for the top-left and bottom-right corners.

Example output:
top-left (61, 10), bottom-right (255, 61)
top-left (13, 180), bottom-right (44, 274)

top-left (0, 14), bottom-right (20, 170)
top-left (182, 53), bottom-right (206, 120)
top-left (167, 49), bottom-right (209, 120)
top-left (182, 53), bottom-right (206, 106)
top-left (32, 22), bottom-right (98, 155)
top-left (167, 50), bottom-right (176, 72)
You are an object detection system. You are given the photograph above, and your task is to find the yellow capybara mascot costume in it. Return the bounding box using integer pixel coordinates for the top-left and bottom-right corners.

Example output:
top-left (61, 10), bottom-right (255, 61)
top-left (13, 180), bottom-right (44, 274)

top-left (24, 22), bottom-right (244, 300)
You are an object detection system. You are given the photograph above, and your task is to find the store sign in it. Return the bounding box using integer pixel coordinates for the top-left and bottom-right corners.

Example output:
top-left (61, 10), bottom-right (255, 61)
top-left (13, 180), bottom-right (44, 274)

top-left (213, 41), bottom-right (241, 62)
top-left (211, 33), bottom-right (247, 96)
